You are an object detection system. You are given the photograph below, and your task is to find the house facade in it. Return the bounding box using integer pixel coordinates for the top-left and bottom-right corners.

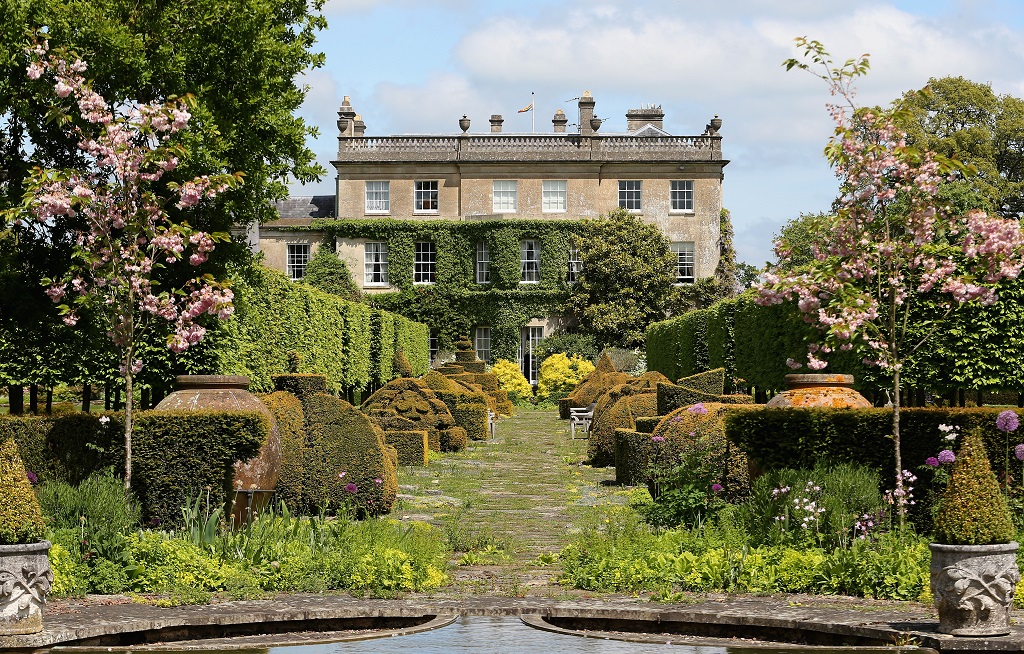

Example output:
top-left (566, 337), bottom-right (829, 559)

top-left (253, 92), bottom-right (728, 382)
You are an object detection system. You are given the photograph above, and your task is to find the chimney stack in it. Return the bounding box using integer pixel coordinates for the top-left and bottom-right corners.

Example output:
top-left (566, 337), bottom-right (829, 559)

top-left (626, 104), bottom-right (664, 131)
top-left (337, 96), bottom-right (357, 137)
top-left (578, 91), bottom-right (596, 136)
top-left (552, 109), bottom-right (568, 133)
top-left (353, 114), bottom-right (366, 137)
top-left (489, 114), bottom-right (504, 133)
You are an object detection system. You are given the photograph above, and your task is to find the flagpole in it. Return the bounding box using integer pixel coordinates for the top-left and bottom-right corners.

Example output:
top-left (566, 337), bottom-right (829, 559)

top-left (531, 91), bottom-right (535, 133)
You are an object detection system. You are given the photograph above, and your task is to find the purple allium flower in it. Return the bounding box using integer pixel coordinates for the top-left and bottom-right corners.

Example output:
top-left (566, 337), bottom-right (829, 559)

top-left (651, 435), bottom-right (666, 443)
top-left (937, 449), bottom-right (956, 465)
top-left (687, 403), bottom-right (708, 415)
top-left (669, 416), bottom-right (684, 424)
top-left (925, 457), bottom-right (940, 467)
top-left (1015, 444), bottom-right (1024, 462)
top-left (150, 517), bottom-right (162, 526)
top-left (711, 483), bottom-right (723, 493)
top-left (25, 471), bottom-right (38, 484)
top-left (996, 410), bottom-right (1020, 433)
top-left (344, 482), bottom-right (358, 493)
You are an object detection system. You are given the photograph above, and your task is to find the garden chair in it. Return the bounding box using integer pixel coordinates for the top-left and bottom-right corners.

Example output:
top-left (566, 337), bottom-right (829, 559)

top-left (488, 409), bottom-right (498, 439)
top-left (569, 403), bottom-right (596, 439)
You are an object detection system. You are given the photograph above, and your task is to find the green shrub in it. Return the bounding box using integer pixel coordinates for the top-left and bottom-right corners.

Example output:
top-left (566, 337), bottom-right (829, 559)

top-left (601, 347), bottom-right (642, 375)
top-left (614, 429), bottom-right (653, 486)
top-left (303, 246), bottom-right (362, 302)
top-left (272, 374), bottom-right (328, 403)
top-left (361, 378), bottom-right (461, 452)
top-left (537, 333), bottom-right (598, 362)
top-left (259, 392), bottom-right (306, 514)
top-left (0, 438), bottom-right (45, 544)
top-left (536, 353), bottom-right (595, 401)
top-left (132, 410), bottom-right (267, 528)
top-left (657, 382), bottom-right (753, 416)
top-left (48, 543), bottom-right (89, 597)
top-left (385, 431), bottom-right (429, 466)
top-left (933, 427), bottom-right (1016, 545)
top-left (677, 368), bottom-right (726, 394)
top-left (439, 427), bottom-right (468, 453)
top-left (491, 359), bottom-right (533, 404)
top-left (452, 404), bottom-right (489, 442)
top-left (303, 394), bottom-right (397, 516)
top-left (0, 413), bottom-right (121, 485)
top-left (393, 349), bottom-right (414, 378)
top-left (37, 471), bottom-right (140, 560)
top-left (588, 372), bottom-right (669, 467)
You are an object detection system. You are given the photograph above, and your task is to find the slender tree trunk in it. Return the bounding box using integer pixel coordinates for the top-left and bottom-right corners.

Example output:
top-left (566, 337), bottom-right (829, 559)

top-left (8, 385), bottom-right (23, 415)
top-left (81, 383), bottom-right (91, 413)
top-left (105, 382), bottom-right (111, 411)
top-left (29, 384), bottom-right (38, 414)
top-left (125, 371), bottom-right (133, 491)
top-left (45, 387), bottom-right (53, 414)
top-left (892, 367), bottom-right (903, 529)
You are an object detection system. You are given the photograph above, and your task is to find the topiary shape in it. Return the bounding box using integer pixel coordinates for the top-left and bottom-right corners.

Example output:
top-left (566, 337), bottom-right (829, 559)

top-left (0, 438), bottom-right (46, 544)
top-left (361, 378), bottom-right (462, 451)
top-left (933, 427), bottom-right (1016, 545)
top-left (676, 368), bottom-right (726, 395)
top-left (393, 348), bottom-right (414, 378)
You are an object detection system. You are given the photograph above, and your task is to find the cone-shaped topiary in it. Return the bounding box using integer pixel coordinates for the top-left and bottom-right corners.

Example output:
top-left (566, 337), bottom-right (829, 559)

top-left (0, 438), bottom-right (46, 544)
top-left (933, 428), bottom-right (1016, 545)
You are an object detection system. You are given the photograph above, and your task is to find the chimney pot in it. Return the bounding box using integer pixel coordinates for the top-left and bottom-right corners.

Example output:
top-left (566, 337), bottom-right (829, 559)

top-left (489, 114), bottom-right (503, 133)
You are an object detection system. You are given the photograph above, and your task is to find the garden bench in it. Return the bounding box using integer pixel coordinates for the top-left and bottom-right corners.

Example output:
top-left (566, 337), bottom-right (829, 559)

top-left (569, 403), bottom-right (596, 439)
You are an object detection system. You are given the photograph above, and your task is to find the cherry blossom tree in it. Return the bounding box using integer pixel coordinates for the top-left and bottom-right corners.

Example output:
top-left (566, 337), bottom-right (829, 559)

top-left (2, 39), bottom-right (240, 489)
top-left (758, 39), bottom-right (1024, 519)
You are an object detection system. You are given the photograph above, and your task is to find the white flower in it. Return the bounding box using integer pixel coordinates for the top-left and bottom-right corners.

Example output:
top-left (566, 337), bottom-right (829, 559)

top-left (98, 415), bottom-right (110, 425)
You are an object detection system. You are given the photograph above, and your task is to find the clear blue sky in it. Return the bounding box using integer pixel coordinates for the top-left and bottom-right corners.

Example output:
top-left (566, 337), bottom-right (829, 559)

top-left (290, 0), bottom-right (1024, 266)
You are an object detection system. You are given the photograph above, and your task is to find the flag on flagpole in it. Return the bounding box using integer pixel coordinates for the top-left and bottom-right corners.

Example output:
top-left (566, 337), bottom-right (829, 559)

top-left (518, 101), bottom-right (533, 113)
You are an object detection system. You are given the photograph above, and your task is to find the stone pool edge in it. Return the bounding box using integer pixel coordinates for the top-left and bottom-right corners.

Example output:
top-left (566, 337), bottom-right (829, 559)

top-left (1, 595), bottom-right (1021, 653)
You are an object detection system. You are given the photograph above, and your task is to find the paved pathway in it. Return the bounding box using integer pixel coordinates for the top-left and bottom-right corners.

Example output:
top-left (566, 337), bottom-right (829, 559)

top-left (396, 407), bottom-right (625, 593)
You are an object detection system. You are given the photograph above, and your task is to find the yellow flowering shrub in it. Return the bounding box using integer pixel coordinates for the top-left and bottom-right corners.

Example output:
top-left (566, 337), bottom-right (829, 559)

top-left (536, 354), bottom-right (596, 401)
top-left (491, 359), bottom-right (533, 403)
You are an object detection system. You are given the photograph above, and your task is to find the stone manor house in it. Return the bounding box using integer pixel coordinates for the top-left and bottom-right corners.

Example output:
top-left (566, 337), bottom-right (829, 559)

top-left (248, 92), bottom-right (728, 383)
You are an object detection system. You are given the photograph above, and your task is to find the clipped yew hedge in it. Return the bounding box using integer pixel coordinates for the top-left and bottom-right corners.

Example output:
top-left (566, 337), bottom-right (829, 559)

top-left (212, 265), bottom-right (428, 395)
top-left (726, 407), bottom-right (1024, 482)
top-left (386, 430), bottom-right (430, 466)
top-left (259, 391), bottom-right (306, 513)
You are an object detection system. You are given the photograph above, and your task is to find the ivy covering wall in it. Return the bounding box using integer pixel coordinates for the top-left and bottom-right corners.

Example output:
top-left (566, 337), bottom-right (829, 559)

top-left (309, 219), bottom-right (587, 362)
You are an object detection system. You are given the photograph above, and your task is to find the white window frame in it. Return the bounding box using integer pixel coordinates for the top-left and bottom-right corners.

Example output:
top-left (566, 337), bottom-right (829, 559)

top-left (414, 180), bottom-right (439, 213)
top-left (618, 180), bottom-right (642, 212)
top-left (364, 241), bottom-right (389, 286)
top-left (286, 243), bottom-right (311, 281)
top-left (520, 239), bottom-right (541, 284)
top-left (542, 180), bottom-right (567, 213)
top-left (670, 180), bottom-right (694, 213)
top-left (519, 326), bottom-right (544, 385)
top-left (414, 241), bottom-right (436, 285)
top-left (567, 245), bottom-right (582, 284)
top-left (475, 327), bottom-right (492, 364)
top-left (475, 241), bottom-right (490, 284)
top-left (492, 180), bottom-right (518, 213)
top-left (364, 181), bottom-right (390, 214)
top-left (671, 241), bottom-right (695, 285)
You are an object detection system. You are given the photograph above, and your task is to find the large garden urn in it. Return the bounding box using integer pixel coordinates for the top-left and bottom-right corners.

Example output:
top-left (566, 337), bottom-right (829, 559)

top-left (156, 375), bottom-right (282, 525)
top-left (765, 374), bottom-right (871, 409)
top-left (0, 541), bottom-right (53, 635)
top-left (929, 542), bottom-right (1019, 636)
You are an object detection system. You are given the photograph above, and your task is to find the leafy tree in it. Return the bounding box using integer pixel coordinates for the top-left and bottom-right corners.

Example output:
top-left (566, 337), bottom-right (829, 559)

top-left (568, 208), bottom-right (676, 349)
top-left (762, 39), bottom-right (1024, 523)
top-left (897, 76), bottom-right (1024, 219)
top-left (303, 246), bottom-right (362, 302)
top-left (0, 0), bottom-right (326, 391)
top-left (771, 212), bottom-right (833, 270)
top-left (6, 42), bottom-right (237, 488)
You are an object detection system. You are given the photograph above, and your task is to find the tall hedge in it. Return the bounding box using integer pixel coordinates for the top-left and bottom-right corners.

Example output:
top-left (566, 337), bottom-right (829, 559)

top-left (211, 264), bottom-right (426, 394)
top-left (259, 391), bottom-right (306, 514)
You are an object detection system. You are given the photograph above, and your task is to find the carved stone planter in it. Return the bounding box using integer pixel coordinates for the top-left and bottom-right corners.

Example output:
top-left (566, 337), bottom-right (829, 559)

top-left (0, 541), bottom-right (53, 635)
top-left (930, 541), bottom-right (1020, 636)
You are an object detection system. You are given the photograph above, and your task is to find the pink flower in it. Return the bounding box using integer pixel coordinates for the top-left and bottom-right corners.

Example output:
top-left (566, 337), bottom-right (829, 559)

top-left (651, 435), bottom-right (665, 443)
top-left (937, 450), bottom-right (955, 465)
top-left (344, 483), bottom-right (358, 494)
top-left (711, 483), bottom-right (723, 493)
top-left (925, 457), bottom-right (939, 467)
top-left (996, 410), bottom-right (1019, 433)
top-left (1015, 444), bottom-right (1024, 462)
top-left (687, 403), bottom-right (708, 415)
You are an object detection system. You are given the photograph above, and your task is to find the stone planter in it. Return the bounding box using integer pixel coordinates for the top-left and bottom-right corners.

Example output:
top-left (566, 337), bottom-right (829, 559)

top-left (765, 373), bottom-right (872, 409)
top-left (0, 541), bottom-right (52, 635)
top-left (930, 541), bottom-right (1020, 636)
top-left (156, 375), bottom-right (282, 526)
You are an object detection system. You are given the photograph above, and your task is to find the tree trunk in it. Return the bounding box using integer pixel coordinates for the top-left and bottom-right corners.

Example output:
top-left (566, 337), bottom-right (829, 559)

top-left (105, 382), bottom-right (111, 410)
top-left (8, 385), bottom-right (24, 415)
top-left (125, 372), bottom-right (133, 491)
top-left (29, 384), bottom-right (38, 414)
top-left (141, 386), bottom-right (151, 410)
top-left (977, 389), bottom-right (985, 407)
top-left (81, 383), bottom-right (91, 413)
top-left (892, 368), bottom-right (903, 529)
top-left (114, 387), bottom-right (122, 411)
top-left (45, 387), bottom-right (53, 414)
top-left (915, 387), bottom-right (926, 407)
top-left (958, 388), bottom-right (966, 408)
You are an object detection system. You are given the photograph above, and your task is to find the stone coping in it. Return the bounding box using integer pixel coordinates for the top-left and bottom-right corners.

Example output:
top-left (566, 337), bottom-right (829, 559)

top-left (1, 595), bottom-right (1022, 652)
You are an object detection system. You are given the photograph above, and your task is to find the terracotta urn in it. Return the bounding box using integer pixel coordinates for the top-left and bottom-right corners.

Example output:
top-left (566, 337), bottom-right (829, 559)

top-left (765, 374), bottom-right (871, 409)
top-left (155, 375), bottom-right (282, 524)
top-left (930, 542), bottom-right (1020, 636)
top-left (0, 541), bottom-right (52, 635)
